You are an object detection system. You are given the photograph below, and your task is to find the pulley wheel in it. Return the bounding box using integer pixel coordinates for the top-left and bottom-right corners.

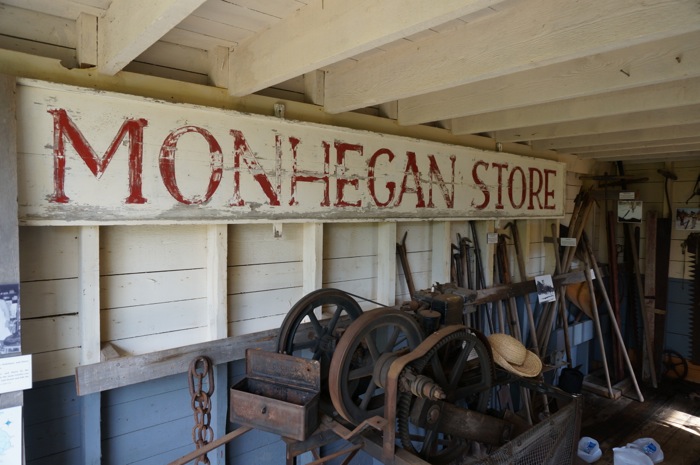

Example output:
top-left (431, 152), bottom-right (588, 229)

top-left (662, 349), bottom-right (688, 380)
top-left (397, 328), bottom-right (493, 464)
top-left (329, 308), bottom-right (423, 425)
top-left (276, 288), bottom-right (363, 379)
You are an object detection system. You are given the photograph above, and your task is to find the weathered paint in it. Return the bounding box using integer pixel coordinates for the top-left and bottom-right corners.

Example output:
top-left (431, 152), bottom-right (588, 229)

top-left (17, 79), bottom-right (565, 224)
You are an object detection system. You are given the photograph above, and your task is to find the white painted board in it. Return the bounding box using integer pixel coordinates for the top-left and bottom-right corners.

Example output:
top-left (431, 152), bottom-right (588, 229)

top-left (16, 79), bottom-right (566, 225)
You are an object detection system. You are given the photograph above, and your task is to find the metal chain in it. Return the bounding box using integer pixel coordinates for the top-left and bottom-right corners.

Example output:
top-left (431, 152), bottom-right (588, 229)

top-left (189, 356), bottom-right (215, 465)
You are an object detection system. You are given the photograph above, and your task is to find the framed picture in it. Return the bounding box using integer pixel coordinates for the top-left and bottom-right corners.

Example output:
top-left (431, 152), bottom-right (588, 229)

top-left (535, 275), bottom-right (556, 304)
top-left (618, 200), bottom-right (643, 223)
top-left (0, 284), bottom-right (20, 355)
top-left (676, 207), bottom-right (700, 231)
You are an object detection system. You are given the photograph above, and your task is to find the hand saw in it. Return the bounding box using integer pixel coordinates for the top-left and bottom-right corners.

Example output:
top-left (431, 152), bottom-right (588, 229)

top-left (685, 233), bottom-right (700, 364)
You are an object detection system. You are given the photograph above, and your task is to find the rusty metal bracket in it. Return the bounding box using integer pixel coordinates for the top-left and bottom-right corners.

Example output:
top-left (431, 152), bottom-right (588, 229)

top-left (328, 416), bottom-right (387, 442)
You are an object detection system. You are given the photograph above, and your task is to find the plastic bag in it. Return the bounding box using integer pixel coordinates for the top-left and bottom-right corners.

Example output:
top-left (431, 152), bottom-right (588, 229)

top-left (613, 446), bottom-right (653, 465)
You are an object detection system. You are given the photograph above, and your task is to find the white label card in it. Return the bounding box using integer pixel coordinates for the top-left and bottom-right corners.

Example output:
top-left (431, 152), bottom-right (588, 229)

top-left (0, 355), bottom-right (32, 394)
top-left (560, 237), bottom-right (577, 247)
top-left (619, 191), bottom-right (636, 200)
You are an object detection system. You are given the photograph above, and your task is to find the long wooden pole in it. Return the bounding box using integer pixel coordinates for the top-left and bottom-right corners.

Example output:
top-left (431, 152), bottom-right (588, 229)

top-left (582, 235), bottom-right (644, 402)
top-left (606, 210), bottom-right (625, 381)
top-left (551, 223), bottom-right (573, 365)
top-left (168, 426), bottom-right (253, 465)
top-left (625, 225), bottom-right (659, 388)
top-left (582, 252), bottom-right (615, 398)
top-left (497, 235), bottom-right (523, 342)
top-left (510, 221), bottom-right (541, 354)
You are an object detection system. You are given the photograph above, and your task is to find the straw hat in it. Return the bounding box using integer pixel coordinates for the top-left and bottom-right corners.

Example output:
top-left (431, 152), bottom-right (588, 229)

top-left (487, 333), bottom-right (542, 377)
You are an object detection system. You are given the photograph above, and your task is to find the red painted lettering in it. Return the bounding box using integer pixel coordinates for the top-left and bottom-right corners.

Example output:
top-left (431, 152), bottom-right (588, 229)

top-left (159, 126), bottom-right (223, 205)
top-left (367, 148), bottom-right (396, 207)
top-left (492, 162), bottom-right (508, 210)
top-left (230, 130), bottom-right (281, 206)
top-left (289, 140), bottom-right (330, 206)
top-left (395, 152), bottom-right (426, 208)
top-left (48, 109), bottom-right (148, 204)
top-left (528, 167), bottom-right (544, 210)
top-left (426, 155), bottom-right (455, 208)
top-left (544, 169), bottom-right (556, 209)
top-left (471, 160), bottom-right (489, 209)
top-left (335, 142), bottom-right (362, 207)
top-left (508, 166), bottom-right (526, 209)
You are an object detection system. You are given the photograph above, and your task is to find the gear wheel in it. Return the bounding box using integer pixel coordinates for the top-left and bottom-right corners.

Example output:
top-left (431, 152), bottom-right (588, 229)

top-left (397, 328), bottom-right (493, 464)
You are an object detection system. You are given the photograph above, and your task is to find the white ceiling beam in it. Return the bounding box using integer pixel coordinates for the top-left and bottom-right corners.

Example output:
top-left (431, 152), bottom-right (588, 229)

top-left (572, 137), bottom-right (700, 156)
top-left (491, 104), bottom-right (700, 143)
top-left (303, 71), bottom-right (325, 106)
top-left (533, 124), bottom-right (700, 152)
top-left (98, 0), bottom-right (207, 75)
top-left (228, 0), bottom-right (502, 97)
top-left (600, 151), bottom-right (700, 164)
top-left (450, 77), bottom-right (700, 135)
top-left (398, 31), bottom-right (700, 126)
top-left (208, 46), bottom-right (229, 88)
top-left (579, 143), bottom-right (700, 159)
top-left (324, 0), bottom-right (700, 114)
top-left (76, 13), bottom-right (97, 67)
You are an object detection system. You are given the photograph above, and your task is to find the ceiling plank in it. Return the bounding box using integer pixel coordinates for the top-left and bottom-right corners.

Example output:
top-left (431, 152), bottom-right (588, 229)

top-left (398, 31), bottom-right (700, 126)
top-left (0, 0), bottom-right (106, 20)
top-left (98, 0), bottom-right (207, 75)
top-left (605, 151), bottom-right (700, 164)
top-left (533, 123), bottom-right (700, 151)
top-left (0, 3), bottom-right (75, 47)
top-left (228, 0), bottom-right (502, 97)
top-left (571, 137), bottom-right (700, 155)
top-left (579, 143), bottom-right (700, 159)
top-left (324, 0), bottom-right (700, 114)
top-left (450, 77), bottom-right (700, 135)
top-left (491, 104), bottom-right (700, 143)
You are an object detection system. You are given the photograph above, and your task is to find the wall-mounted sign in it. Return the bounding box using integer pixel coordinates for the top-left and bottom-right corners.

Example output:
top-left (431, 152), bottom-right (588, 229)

top-left (676, 207), bottom-right (699, 230)
top-left (0, 284), bottom-right (20, 355)
top-left (0, 354), bottom-right (31, 393)
top-left (16, 80), bottom-right (565, 225)
top-left (618, 200), bottom-right (643, 223)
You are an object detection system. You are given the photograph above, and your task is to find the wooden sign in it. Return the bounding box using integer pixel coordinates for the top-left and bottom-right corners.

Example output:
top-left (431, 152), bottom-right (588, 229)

top-left (16, 80), bottom-right (565, 225)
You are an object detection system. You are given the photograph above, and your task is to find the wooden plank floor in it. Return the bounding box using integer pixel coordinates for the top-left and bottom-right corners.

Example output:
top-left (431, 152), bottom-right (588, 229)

top-left (577, 379), bottom-right (700, 464)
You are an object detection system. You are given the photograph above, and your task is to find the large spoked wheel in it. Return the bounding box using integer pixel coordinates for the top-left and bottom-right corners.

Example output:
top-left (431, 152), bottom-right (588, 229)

top-left (397, 328), bottom-right (493, 464)
top-left (329, 309), bottom-right (423, 425)
top-left (276, 289), bottom-right (363, 374)
top-left (662, 349), bottom-right (688, 380)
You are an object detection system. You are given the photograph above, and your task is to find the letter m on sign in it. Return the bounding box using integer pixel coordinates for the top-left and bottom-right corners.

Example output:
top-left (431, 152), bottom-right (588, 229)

top-left (48, 109), bottom-right (148, 203)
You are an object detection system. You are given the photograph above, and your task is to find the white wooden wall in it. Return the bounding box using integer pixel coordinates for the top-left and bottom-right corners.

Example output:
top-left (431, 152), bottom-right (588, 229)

top-left (20, 215), bottom-right (574, 382)
top-left (228, 223), bottom-right (304, 336)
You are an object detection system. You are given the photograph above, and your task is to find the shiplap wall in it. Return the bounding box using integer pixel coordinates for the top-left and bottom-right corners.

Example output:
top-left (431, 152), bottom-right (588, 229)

top-left (101, 225), bottom-right (209, 354)
top-left (20, 219), bottom-right (565, 383)
top-left (17, 172), bottom-right (584, 380)
top-left (20, 226), bottom-right (81, 380)
top-left (24, 377), bottom-right (82, 465)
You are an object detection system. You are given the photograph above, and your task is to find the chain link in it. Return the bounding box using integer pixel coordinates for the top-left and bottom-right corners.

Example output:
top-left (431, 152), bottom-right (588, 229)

top-left (189, 356), bottom-right (215, 465)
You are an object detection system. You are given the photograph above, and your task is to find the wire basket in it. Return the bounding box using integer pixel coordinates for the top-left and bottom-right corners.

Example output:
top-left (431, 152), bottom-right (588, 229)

top-left (458, 380), bottom-right (582, 465)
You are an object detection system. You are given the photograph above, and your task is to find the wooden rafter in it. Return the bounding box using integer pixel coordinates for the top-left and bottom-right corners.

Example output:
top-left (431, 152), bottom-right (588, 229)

top-left (324, 0), bottom-right (700, 115)
top-left (228, 0), bottom-right (501, 97)
top-left (98, 0), bottom-right (207, 75)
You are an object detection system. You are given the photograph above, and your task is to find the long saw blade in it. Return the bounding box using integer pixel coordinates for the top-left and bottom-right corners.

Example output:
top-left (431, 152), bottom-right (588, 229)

top-left (687, 233), bottom-right (700, 364)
